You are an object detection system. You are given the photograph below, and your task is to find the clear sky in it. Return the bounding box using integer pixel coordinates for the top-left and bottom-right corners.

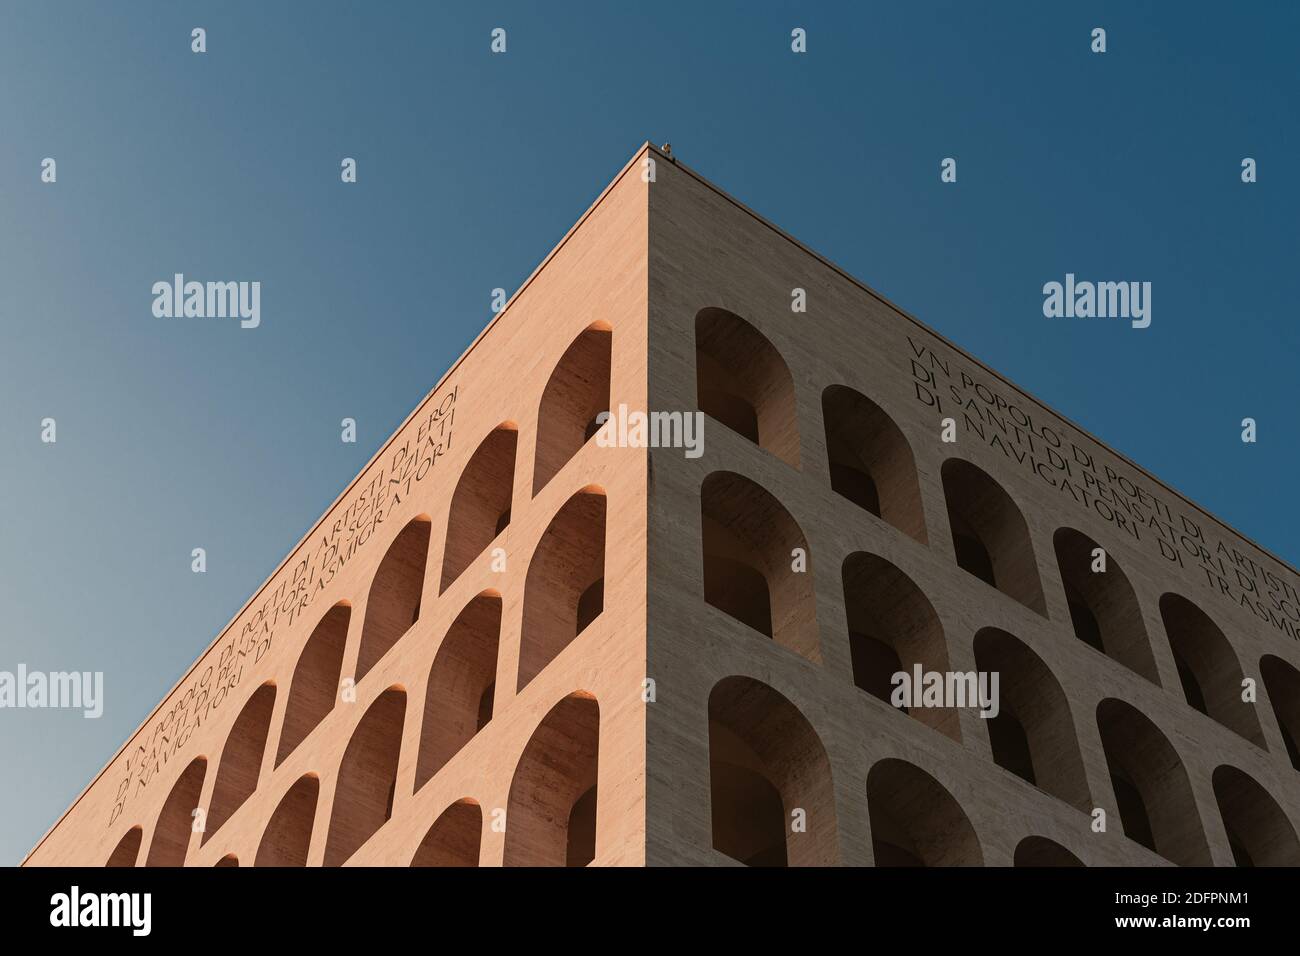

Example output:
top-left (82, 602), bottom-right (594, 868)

top-left (1, 1), bottom-right (1296, 865)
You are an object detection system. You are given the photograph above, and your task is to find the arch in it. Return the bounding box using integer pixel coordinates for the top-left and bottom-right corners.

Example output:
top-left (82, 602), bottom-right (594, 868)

top-left (256, 773), bottom-right (319, 867)
top-left (1013, 835), bottom-right (1083, 867)
top-left (533, 323), bottom-right (612, 495)
top-left (842, 552), bottom-right (956, 740)
top-left (1260, 655), bottom-right (1300, 770)
top-left (821, 385), bottom-right (927, 542)
top-left (324, 687), bottom-right (406, 865)
top-left (1211, 765), bottom-right (1300, 866)
top-left (708, 676), bottom-right (838, 866)
top-left (503, 692), bottom-right (600, 866)
top-left (276, 602), bottom-right (349, 766)
top-left (973, 628), bottom-right (1090, 809)
top-left (1095, 698), bottom-right (1210, 865)
top-left (440, 424), bottom-right (518, 592)
top-left (106, 826), bottom-right (142, 867)
top-left (416, 592), bottom-right (502, 788)
top-left (411, 799), bottom-right (482, 867)
top-left (695, 307), bottom-right (799, 466)
top-left (145, 756), bottom-right (207, 867)
top-left (701, 471), bottom-right (819, 662)
top-left (203, 681), bottom-right (276, 842)
top-left (940, 458), bottom-right (1046, 614)
top-left (214, 854), bottom-right (238, 867)
top-left (867, 758), bottom-right (982, 866)
top-left (356, 517), bottom-right (432, 682)
top-left (1159, 593), bottom-right (1264, 746)
top-left (517, 488), bottom-right (606, 690)
top-left (1053, 527), bottom-right (1158, 682)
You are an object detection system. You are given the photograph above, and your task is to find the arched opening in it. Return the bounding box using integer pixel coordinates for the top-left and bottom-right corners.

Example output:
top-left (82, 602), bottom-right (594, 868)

top-left (1053, 528), bottom-right (1159, 682)
top-left (940, 459), bottom-right (1046, 614)
top-left (324, 687), bottom-right (406, 865)
top-left (867, 758), bottom-right (982, 866)
top-left (533, 323), bottom-right (612, 496)
top-left (842, 552), bottom-right (957, 740)
top-left (566, 786), bottom-right (598, 867)
top-left (517, 488), bottom-right (606, 690)
top-left (695, 307), bottom-right (799, 467)
top-left (973, 628), bottom-right (1090, 809)
top-left (821, 385), bottom-right (927, 543)
top-left (106, 826), bottom-right (142, 867)
top-left (1211, 765), bottom-right (1300, 866)
top-left (708, 676), bottom-right (838, 866)
top-left (440, 424), bottom-right (518, 592)
top-left (145, 756), bottom-right (207, 867)
top-left (503, 692), bottom-right (600, 867)
top-left (1013, 835), bottom-right (1083, 867)
top-left (1159, 594), bottom-right (1264, 746)
top-left (214, 854), bottom-right (238, 867)
top-left (276, 602), bottom-right (349, 766)
top-left (356, 517), bottom-right (431, 682)
top-left (701, 472), bottom-right (819, 663)
top-left (1173, 647), bottom-right (1208, 713)
top-left (1260, 656), bottom-right (1300, 770)
top-left (256, 774), bottom-right (319, 867)
top-left (204, 681), bottom-right (276, 842)
top-left (416, 592), bottom-right (502, 789)
top-left (411, 799), bottom-right (482, 867)
top-left (987, 709), bottom-right (1034, 783)
top-left (1096, 698), bottom-right (1210, 865)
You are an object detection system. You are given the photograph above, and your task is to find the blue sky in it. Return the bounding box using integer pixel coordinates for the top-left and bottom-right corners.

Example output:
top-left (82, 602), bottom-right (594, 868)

top-left (1, 1), bottom-right (1296, 864)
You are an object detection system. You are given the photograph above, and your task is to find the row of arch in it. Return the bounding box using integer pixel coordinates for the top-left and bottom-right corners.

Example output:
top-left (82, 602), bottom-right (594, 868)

top-left (697, 307), bottom-right (1034, 599)
top-left (100, 305), bottom-right (1297, 865)
top-left (107, 470), bottom-right (608, 867)
top-left (699, 308), bottom-right (1046, 617)
top-left (104, 320), bottom-right (621, 867)
top-left (396, 304), bottom-right (1257, 718)
top-left (112, 671), bottom-right (1297, 867)
top-left (107, 688), bottom-right (602, 867)
top-left (699, 307), bottom-right (1016, 600)
top-left (360, 322), bottom-right (614, 687)
top-left (700, 464), bottom-right (1299, 764)
top-left (692, 307), bottom-right (1291, 759)
top-left (704, 675), bottom-right (1299, 867)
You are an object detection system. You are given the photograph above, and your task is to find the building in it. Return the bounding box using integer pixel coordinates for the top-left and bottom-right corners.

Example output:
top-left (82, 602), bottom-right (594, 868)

top-left (24, 143), bottom-right (1300, 867)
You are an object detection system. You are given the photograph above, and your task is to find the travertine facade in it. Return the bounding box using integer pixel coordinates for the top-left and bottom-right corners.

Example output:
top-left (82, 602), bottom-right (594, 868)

top-left (25, 144), bottom-right (1300, 867)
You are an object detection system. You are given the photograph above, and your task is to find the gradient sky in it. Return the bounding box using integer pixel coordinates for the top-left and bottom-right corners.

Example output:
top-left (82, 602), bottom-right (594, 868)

top-left (1, 1), bottom-right (1296, 865)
